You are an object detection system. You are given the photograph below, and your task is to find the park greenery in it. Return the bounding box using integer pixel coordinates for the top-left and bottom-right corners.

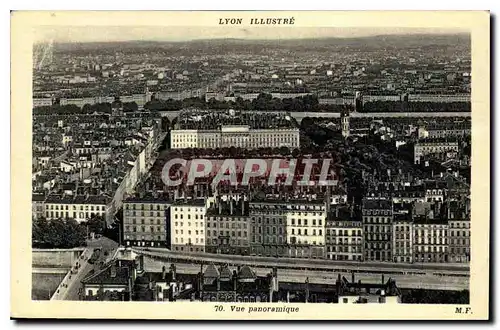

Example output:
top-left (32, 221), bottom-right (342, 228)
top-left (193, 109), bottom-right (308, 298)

top-left (33, 93), bottom-right (471, 115)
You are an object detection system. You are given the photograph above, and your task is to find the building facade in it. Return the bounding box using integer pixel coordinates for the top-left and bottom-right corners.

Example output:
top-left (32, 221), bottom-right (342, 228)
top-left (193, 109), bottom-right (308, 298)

top-left (448, 218), bottom-right (470, 263)
top-left (170, 200), bottom-right (207, 252)
top-left (205, 199), bottom-right (251, 255)
top-left (392, 215), bottom-right (414, 263)
top-left (325, 207), bottom-right (363, 261)
top-left (413, 218), bottom-right (449, 263)
top-left (249, 201), bottom-right (288, 257)
top-left (123, 198), bottom-right (170, 248)
top-left (285, 201), bottom-right (326, 258)
top-left (362, 198), bottom-right (394, 262)
top-left (170, 125), bottom-right (300, 150)
top-left (414, 141), bottom-right (459, 164)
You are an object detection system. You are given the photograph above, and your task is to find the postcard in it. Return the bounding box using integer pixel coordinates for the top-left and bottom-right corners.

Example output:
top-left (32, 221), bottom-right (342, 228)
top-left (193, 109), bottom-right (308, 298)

top-left (11, 10), bottom-right (490, 320)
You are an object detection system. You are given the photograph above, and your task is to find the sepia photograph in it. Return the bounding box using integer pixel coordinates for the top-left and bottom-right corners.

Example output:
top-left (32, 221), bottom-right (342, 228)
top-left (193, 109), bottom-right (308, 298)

top-left (10, 10), bottom-right (490, 320)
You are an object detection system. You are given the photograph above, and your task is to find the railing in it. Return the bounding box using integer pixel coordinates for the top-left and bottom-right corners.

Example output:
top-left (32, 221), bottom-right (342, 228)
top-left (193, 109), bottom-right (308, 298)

top-left (132, 248), bottom-right (469, 278)
top-left (50, 248), bottom-right (93, 300)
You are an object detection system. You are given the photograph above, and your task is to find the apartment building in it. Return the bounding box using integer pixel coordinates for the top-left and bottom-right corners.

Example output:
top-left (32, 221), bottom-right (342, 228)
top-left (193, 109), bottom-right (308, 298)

top-left (170, 199), bottom-right (207, 252)
top-left (413, 217), bottom-right (449, 263)
top-left (44, 194), bottom-right (110, 223)
top-left (414, 140), bottom-right (459, 164)
top-left (32, 193), bottom-right (46, 220)
top-left (205, 198), bottom-right (251, 255)
top-left (392, 214), bottom-right (414, 263)
top-left (122, 197), bottom-right (170, 248)
top-left (249, 200), bottom-right (288, 257)
top-left (447, 202), bottom-right (471, 263)
top-left (325, 206), bottom-right (363, 261)
top-left (362, 198), bottom-right (394, 262)
top-left (285, 200), bottom-right (326, 259)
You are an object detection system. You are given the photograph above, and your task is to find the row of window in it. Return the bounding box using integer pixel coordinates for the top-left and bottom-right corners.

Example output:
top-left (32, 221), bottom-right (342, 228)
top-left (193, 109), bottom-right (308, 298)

top-left (174, 237), bottom-right (204, 244)
top-left (365, 243), bottom-right (391, 250)
top-left (173, 214), bottom-right (204, 220)
top-left (207, 222), bottom-right (248, 229)
top-left (172, 207), bottom-right (204, 213)
top-left (364, 225), bottom-right (392, 233)
top-left (363, 216), bottom-right (392, 223)
top-left (363, 211), bottom-right (392, 216)
top-left (326, 229), bottom-right (363, 236)
top-left (415, 245), bottom-right (448, 252)
top-left (326, 246), bottom-right (362, 253)
top-left (127, 219), bottom-right (163, 225)
top-left (209, 217), bottom-right (248, 222)
top-left (449, 238), bottom-right (471, 246)
top-left (450, 231), bottom-right (470, 237)
top-left (449, 222), bottom-right (471, 228)
top-left (414, 238), bottom-right (448, 244)
top-left (173, 221), bottom-right (204, 227)
top-left (173, 246), bottom-right (205, 252)
top-left (413, 254), bottom-right (448, 262)
top-left (289, 219), bottom-right (324, 226)
top-left (125, 235), bottom-right (163, 241)
top-left (125, 211), bottom-right (164, 217)
top-left (45, 211), bottom-right (102, 219)
top-left (250, 236), bottom-right (285, 244)
top-left (46, 204), bottom-right (105, 211)
top-left (450, 247), bottom-right (471, 254)
top-left (328, 255), bottom-right (363, 261)
top-left (174, 229), bottom-right (204, 236)
top-left (207, 230), bottom-right (248, 238)
top-left (207, 238), bottom-right (249, 246)
top-left (126, 226), bottom-right (165, 233)
top-left (325, 238), bottom-right (362, 245)
top-left (124, 204), bottom-right (166, 210)
top-left (289, 228), bottom-right (323, 236)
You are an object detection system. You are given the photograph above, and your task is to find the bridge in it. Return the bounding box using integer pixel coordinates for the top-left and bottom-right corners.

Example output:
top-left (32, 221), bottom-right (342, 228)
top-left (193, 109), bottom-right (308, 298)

top-left (129, 248), bottom-right (470, 291)
top-left (32, 239), bottom-right (120, 300)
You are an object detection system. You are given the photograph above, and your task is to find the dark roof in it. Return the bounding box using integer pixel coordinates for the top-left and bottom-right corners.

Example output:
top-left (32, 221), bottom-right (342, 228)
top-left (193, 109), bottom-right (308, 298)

top-left (203, 264), bottom-right (220, 278)
top-left (172, 199), bottom-right (206, 207)
top-left (81, 263), bottom-right (130, 286)
top-left (124, 196), bottom-right (171, 204)
top-left (238, 265), bottom-right (256, 280)
top-left (413, 216), bottom-right (448, 225)
top-left (32, 194), bottom-right (46, 202)
top-left (219, 265), bottom-right (232, 280)
top-left (362, 198), bottom-right (392, 210)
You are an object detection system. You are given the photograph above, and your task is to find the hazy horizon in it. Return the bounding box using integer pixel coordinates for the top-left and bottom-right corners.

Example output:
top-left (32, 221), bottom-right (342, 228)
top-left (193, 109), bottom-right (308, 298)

top-left (34, 26), bottom-right (469, 43)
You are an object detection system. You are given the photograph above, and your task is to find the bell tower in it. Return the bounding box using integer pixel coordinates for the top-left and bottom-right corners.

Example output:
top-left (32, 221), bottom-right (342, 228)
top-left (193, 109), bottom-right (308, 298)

top-left (341, 105), bottom-right (350, 138)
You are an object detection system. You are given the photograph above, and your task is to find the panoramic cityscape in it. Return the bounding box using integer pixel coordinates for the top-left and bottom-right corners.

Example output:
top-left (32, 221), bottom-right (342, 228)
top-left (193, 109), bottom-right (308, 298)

top-left (32, 27), bottom-right (471, 304)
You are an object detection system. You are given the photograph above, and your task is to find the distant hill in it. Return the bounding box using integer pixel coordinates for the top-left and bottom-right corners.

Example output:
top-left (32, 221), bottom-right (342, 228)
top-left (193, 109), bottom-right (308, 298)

top-left (52, 33), bottom-right (470, 54)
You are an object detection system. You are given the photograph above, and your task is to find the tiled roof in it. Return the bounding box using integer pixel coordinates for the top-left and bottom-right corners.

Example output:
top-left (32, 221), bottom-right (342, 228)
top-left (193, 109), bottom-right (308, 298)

top-left (219, 266), bottom-right (232, 280)
top-left (238, 265), bottom-right (256, 280)
top-left (81, 264), bottom-right (130, 286)
top-left (203, 264), bottom-right (219, 278)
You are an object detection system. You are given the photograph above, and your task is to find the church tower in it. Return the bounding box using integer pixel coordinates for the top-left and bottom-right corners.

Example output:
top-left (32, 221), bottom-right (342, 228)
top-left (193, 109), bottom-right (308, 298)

top-left (341, 105), bottom-right (350, 138)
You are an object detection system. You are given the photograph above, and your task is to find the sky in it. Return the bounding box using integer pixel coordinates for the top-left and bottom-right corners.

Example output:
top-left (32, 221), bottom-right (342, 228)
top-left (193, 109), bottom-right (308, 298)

top-left (33, 26), bottom-right (468, 43)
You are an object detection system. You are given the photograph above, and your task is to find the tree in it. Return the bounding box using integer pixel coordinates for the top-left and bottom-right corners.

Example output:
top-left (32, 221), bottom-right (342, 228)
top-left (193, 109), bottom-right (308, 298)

top-left (123, 102), bottom-right (138, 112)
top-left (32, 218), bottom-right (86, 248)
top-left (86, 214), bottom-right (106, 236)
